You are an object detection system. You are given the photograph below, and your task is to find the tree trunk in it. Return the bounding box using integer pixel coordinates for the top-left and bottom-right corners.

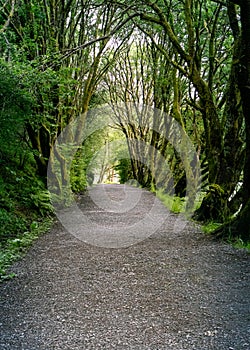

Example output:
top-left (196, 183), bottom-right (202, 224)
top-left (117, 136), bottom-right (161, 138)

top-left (213, 0), bottom-right (250, 241)
top-left (227, 0), bottom-right (250, 240)
top-left (214, 198), bottom-right (250, 242)
top-left (26, 124), bottom-right (50, 179)
top-left (238, 0), bottom-right (250, 204)
top-left (231, 199), bottom-right (250, 242)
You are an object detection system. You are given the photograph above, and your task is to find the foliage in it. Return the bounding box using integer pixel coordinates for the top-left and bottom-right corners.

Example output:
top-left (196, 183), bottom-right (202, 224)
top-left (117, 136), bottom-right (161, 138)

top-left (0, 208), bottom-right (27, 243)
top-left (114, 158), bottom-right (133, 184)
top-left (0, 60), bottom-right (32, 159)
top-left (70, 148), bottom-right (88, 193)
top-left (231, 239), bottom-right (250, 252)
top-left (201, 221), bottom-right (250, 251)
top-left (70, 126), bottom-right (113, 191)
top-left (0, 218), bottom-right (52, 281)
top-left (202, 222), bottom-right (223, 235)
top-left (0, 164), bottom-right (53, 241)
top-left (0, 59), bottom-right (53, 275)
top-left (156, 190), bottom-right (186, 214)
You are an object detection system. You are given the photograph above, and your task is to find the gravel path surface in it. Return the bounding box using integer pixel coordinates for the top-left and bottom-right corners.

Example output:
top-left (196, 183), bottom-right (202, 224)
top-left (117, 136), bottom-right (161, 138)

top-left (0, 184), bottom-right (249, 350)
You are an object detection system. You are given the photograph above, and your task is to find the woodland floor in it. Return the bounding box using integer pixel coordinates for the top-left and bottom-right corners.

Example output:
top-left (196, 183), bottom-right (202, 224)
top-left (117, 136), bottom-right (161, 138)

top-left (0, 184), bottom-right (249, 350)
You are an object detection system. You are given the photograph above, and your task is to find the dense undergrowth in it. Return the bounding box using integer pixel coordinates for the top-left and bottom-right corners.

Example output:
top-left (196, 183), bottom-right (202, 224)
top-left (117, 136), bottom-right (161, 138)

top-left (0, 163), bottom-right (53, 281)
top-left (0, 60), bottom-right (54, 281)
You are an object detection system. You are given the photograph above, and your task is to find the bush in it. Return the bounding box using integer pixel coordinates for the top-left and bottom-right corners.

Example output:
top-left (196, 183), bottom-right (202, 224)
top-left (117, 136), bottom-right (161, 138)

top-left (0, 218), bottom-right (52, 281)
top-left (0, 209), bottom-right (28, 244)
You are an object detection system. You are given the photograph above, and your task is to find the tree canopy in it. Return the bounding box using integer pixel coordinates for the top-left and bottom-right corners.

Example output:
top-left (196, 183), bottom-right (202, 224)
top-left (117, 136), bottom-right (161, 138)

top-left (0, 0), bottom-right (249, 245)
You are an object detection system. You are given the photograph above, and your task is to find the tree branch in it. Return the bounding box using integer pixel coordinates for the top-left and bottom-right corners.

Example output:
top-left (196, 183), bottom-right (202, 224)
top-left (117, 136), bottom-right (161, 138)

top-left (59, 12), bottom-right (139, 61)
top-left (0, 0), bottom-right (15, 34)
top-left (140, 4), bottom-right (190, 63)
top-left (135, 22), bottom-right (189, 78)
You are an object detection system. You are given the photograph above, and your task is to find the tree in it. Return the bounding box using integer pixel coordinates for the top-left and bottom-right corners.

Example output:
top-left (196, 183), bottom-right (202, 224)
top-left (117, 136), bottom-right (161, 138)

top-left (1, 0), bottom-right (249, 242)
top-left (1, 0), bottom-right (134, 178)
top-left (214, 0), bottom-right (250, 241)
top-left (118, 0), bottom-right (244, 222)
top-left (104, 36), bottom-right (176, 190)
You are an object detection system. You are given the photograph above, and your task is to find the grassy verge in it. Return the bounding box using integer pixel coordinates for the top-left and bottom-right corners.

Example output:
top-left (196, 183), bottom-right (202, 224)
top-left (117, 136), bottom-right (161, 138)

top-left (201, 221), bottom-right (222, 234)
top-left (156, 191), bottom-right (186, 213)
top-left (156, 190), bottom-right (250, 251)
top-left (231, 238), bottom-right (250, 251)
top-left (201, 221), bottom-right (250, 251)
top-left (156, 190), bottom-right (201, 214)
top-left (0, 217), bottom-right (53, 282)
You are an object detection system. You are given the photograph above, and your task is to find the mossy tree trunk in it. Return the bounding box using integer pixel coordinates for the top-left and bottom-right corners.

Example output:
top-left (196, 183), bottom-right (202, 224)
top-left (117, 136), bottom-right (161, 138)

top-left (140, 0), bottom-right (244, 221)
top-left (214, 0), bottom-right (250, 241)
top-left (238, 0), bottom-right (250, 206)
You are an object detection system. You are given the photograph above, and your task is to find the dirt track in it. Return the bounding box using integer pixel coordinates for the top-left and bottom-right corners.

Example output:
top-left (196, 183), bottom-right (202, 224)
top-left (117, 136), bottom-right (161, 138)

top-left (0, 184), bottom-right (249, 349)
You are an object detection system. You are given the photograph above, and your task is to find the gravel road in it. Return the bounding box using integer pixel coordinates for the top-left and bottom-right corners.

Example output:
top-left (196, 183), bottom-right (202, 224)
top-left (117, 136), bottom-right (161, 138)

top-left (0, 184), bottom-right (249, 349)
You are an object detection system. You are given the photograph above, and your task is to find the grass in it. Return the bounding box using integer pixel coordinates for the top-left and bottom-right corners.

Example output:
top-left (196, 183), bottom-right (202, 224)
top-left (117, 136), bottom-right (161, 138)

top-left (156, 191), bottom-right (185, 213)
top-left (201, 221), bottom-right (250, 252)
top-left (0, 218), bottom-right (53, 282)
top-left (231, 238), bottom-right (250, 251)
top-left (156, 190), bottom-right (201, 214)
top-left (232, 238), bottom-right (250, 253)
top-left (201, 221), bottom-right (222, 234)
top-left (156, 189), bottom-right (250, 252)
